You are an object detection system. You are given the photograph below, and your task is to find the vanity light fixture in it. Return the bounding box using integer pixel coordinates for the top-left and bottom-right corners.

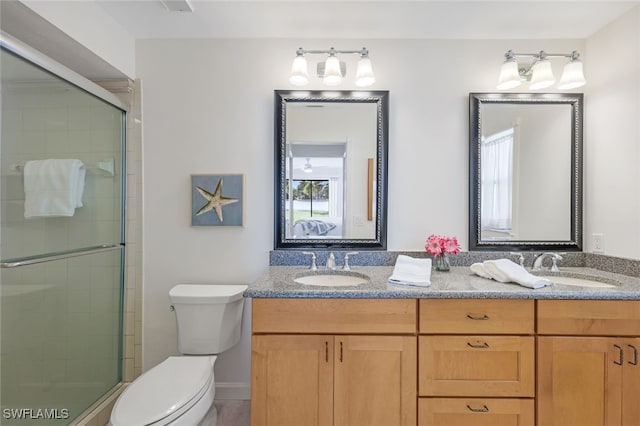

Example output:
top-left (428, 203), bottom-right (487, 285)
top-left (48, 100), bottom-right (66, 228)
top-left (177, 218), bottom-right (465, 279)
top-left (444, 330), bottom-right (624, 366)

top-left (288, 47), bottom-right (375, 87)
top-left (497, 50), bottom-right (586, 90)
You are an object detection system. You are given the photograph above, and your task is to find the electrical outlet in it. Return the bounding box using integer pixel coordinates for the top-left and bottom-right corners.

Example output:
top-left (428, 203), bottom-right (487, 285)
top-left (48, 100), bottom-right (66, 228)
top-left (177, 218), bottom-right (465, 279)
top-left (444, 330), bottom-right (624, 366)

top-left (592, 233), bottom-right (605, 254)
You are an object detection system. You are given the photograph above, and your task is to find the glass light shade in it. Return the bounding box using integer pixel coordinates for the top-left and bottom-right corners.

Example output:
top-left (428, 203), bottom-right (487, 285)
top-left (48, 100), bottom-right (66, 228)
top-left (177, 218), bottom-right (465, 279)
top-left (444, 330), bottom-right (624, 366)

top-left (323, 55), bottom-right (343, 86)
top-left (355, 57), bottom-right (375, 87)
top-left (497, 59), bottom-right (522, 90)
top-left (288, 55), bottom-right (309, 86)
top-left (529, 59), bottom-right (555, 90)
top-left (558, 60), bottom-right (586, 90)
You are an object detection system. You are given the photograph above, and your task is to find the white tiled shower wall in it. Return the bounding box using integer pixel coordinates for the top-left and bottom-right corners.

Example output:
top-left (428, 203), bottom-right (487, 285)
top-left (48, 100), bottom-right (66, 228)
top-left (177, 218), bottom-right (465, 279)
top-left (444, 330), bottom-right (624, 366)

top-left (1, 84), bottom-right (123, 258)
top-left (96, 79), bottom-right (144, 383)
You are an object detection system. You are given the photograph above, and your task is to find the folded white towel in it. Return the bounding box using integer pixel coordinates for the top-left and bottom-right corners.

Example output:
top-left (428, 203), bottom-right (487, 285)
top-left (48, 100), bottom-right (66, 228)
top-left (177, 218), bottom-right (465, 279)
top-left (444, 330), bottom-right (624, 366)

top-left (24, 159), bottom-right (86, 218)
top-left (482, 259), bottom-right (552, 289)
top-left (470, 262), bottom-right (492, 279)
top-left (388, 255), bottom-right (432, 287)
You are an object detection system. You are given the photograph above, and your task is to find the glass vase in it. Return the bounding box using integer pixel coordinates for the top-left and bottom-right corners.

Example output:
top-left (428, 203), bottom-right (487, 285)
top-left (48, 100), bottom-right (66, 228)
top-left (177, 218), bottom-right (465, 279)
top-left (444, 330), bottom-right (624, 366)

top-left (433, 254), bottom-right (451, 272)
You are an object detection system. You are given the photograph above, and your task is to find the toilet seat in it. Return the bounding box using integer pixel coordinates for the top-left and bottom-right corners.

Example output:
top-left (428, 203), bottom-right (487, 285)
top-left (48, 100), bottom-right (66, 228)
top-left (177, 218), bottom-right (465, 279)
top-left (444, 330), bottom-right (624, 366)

top-left (110, 356), bottom-right (215, 426)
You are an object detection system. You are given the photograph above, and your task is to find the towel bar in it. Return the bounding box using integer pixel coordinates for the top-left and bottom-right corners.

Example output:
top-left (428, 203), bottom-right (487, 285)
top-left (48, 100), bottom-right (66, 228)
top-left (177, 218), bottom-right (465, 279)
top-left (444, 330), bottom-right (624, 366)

top-left (0, 244), bottom-right (124, 268)
top-left (8, 159), bottom-right (115, 177)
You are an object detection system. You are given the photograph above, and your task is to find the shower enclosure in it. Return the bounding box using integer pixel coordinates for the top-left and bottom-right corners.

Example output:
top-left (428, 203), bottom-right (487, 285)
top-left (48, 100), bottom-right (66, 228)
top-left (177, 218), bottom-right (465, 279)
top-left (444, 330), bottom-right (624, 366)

top-left (1, 37), bottom-right (126, 424)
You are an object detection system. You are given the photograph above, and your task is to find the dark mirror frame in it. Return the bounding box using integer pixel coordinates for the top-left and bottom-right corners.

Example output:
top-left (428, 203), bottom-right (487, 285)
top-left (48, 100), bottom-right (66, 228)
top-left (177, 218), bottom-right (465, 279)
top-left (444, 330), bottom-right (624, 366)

top-left (274, 90), bottom-right (389, 250)
top-left (469, 92), bottom-right (583, 251)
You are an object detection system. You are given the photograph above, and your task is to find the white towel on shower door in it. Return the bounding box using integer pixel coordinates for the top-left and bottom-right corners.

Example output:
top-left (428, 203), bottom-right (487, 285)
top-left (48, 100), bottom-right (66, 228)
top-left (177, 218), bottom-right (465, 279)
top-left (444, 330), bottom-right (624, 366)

top-left (23, 159), bottom-right (86, 218)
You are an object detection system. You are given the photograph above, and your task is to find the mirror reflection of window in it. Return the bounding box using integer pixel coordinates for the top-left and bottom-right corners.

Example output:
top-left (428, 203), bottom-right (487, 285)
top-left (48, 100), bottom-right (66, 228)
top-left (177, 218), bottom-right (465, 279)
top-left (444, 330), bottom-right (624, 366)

top-left (285, 144), bottom-right (346, 239)
top-left (481, 128), bottom-right (514, 240)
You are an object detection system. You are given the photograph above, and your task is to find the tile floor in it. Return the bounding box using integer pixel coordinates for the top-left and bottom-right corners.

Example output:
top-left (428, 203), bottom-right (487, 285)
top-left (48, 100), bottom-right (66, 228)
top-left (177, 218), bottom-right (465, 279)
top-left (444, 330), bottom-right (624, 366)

top-left (216, 400), bottom-right (251, 426)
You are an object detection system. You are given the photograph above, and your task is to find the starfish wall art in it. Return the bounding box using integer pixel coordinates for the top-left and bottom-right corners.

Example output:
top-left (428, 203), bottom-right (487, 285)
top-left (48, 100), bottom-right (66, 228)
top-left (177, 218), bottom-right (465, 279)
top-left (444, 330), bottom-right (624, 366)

top-left (191, 174), bottom-right (243, 226)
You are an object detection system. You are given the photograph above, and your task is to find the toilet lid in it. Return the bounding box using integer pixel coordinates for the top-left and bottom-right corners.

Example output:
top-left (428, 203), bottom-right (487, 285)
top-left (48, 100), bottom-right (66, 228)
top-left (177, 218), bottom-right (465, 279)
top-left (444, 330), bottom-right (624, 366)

top-left (111, 356), bottom-right (214, 426)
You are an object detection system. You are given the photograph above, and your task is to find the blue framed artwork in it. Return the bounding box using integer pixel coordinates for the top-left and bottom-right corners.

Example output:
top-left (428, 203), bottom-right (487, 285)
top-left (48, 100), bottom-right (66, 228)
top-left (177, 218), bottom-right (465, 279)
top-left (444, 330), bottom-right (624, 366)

top-left (191, 174), bottom-right (243, 226)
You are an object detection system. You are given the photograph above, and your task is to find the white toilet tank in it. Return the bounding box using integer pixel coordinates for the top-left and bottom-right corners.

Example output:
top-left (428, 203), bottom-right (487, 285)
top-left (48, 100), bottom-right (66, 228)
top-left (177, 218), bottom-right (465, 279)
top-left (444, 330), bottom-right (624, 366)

top-left (169, 284), bottom-right (247, 355)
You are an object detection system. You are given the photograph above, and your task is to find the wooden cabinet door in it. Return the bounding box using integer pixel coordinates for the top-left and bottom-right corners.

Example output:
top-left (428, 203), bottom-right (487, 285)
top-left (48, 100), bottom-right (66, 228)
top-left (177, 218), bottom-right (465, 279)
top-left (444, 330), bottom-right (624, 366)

top-left (419, 335), bottom-right (534, 397)
top-left (538, 337), bottom-right (622, 426)
top-left (623, 338), bottom-right (640, 426)
top-left (334, 335), bottom-right (417, 426)
top-left (251, 335), bottom-right (334, 426)
top-left (419, 398), bottom-right (534, 426)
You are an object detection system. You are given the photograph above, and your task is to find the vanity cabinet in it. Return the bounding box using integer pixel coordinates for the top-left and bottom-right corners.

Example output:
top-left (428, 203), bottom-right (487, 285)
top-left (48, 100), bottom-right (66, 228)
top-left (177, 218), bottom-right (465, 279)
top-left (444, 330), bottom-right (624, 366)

top-left (251, 299), bottom-right (417, 426)
top-left (537, 300), bottom-right (640, 426)
top-left (418, 299), bottom-right (535, 426)
top-left (250, 295), bottom-right (640, 426)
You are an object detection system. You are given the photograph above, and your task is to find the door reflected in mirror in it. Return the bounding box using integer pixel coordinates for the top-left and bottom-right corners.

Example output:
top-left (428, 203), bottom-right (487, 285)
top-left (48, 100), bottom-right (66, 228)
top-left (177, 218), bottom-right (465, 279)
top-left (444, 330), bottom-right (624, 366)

top-left (275, 91), bottom-right (388, 249)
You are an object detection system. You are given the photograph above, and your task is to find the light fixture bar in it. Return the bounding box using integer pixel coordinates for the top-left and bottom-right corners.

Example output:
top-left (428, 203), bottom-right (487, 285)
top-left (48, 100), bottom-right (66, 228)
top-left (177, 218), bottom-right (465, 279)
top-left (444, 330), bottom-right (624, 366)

top-left (498, 50), bottom-right (585, 90)
top-left (296, 47), bottom-right (369, 56)
top-left (508, 51), bottom-right (577, 60)
top-left (288, 47), bottom-right (375, 87)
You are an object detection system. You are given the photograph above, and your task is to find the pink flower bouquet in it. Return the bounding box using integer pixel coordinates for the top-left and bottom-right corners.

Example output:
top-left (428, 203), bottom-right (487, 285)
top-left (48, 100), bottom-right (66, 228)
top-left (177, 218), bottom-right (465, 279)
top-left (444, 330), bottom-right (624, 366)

top-left (425, 234), bottom-right (460, 256)
top-left (425, 235), bottom-right (460, 271)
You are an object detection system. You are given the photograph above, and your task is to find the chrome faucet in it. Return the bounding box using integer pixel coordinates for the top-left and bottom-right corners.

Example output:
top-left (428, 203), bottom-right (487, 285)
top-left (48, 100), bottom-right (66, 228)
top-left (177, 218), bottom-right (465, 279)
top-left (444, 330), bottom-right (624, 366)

top-left (342, 252), bottom-right (359, 271)
top-left (302, 251), bottom-right (318, 271)
top-left (325, 252), bottom-right (337, 270)
top-left (532, 252), bottom-right (563, 272)
top-left (510, 252), bottom-right (525, 268)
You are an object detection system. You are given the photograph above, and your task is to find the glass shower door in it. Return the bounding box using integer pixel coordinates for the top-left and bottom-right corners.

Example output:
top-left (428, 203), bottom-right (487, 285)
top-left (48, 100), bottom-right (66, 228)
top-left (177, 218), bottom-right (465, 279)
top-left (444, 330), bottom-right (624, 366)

top-left (0, 46), bottom-right (125, 424)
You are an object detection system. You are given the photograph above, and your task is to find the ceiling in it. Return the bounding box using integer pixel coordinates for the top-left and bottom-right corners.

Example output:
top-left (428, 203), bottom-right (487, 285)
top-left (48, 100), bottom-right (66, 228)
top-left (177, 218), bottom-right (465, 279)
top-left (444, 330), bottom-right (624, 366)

top-left (96, 0), bottom-right (640, 40)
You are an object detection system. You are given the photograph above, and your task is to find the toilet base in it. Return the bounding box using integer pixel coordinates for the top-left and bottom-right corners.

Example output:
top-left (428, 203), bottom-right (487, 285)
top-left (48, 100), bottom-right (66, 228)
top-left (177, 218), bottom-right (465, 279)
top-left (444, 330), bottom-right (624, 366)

top-left (198, 402), bottom-right (217, 426)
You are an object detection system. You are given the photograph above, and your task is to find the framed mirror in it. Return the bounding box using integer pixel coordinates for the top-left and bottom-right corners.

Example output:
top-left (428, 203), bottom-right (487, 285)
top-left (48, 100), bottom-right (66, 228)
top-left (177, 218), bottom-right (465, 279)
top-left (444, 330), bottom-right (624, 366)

top-left (469, 93), bottom-right (583, 251)
top-left (274, 90), bottom-right (389, 249)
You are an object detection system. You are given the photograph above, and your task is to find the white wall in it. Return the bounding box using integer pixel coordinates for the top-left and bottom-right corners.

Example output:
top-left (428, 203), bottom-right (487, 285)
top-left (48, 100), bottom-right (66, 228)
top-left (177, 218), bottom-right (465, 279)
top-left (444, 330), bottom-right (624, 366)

top-left (585, 6), bottom-right (640, 258)
top-left (136, 37), bottom-right (587, 394)
top-left (18, 0), bottom-right (135, 78)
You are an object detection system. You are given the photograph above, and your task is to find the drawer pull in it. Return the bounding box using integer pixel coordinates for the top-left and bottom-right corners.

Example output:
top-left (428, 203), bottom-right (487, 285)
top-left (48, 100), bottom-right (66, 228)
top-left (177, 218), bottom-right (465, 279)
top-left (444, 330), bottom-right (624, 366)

top-left (467, 341), bottom-right (490, 349)
top-left (629, 344), bottom-right (638, 366)
top-left (466, 404), bottom-right (490, 413)
top-left (340, 341), bottom-right (343, 363)
top-left (466, 313), bottom-right (490, 321)
top-left (325, 341), bottom-right (329, 363)
top-left (614, 344), bottom-right (624, 365)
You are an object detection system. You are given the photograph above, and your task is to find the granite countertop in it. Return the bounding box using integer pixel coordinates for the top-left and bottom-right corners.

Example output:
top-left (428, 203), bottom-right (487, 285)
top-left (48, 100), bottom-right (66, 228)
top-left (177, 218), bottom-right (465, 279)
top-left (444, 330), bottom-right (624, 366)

top-left (245, 265), bottom-right (640, 300)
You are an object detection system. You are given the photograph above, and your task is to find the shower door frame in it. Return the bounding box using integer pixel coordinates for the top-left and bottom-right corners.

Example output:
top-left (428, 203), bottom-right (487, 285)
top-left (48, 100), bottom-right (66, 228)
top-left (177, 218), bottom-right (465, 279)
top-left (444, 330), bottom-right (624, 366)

top-left (0, 31), bottom-right (129, 422)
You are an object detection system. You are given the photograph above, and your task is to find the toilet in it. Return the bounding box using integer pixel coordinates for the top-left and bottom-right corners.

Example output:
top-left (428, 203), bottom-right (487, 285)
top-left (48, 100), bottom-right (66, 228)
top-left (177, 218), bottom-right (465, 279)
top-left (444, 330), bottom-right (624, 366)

top-left (109, 284), bottom-right (247, 426)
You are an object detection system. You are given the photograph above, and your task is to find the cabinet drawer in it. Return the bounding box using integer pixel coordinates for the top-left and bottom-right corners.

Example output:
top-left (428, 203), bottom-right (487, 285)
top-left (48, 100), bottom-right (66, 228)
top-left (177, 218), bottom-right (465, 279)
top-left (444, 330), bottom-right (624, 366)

top-left (419, 398), bottom-right (534, 426)
top-left (538, 300), bottom-right (640, 336)
top-left (419, 299), bottom-right (534, 334)
top-left (419, 335), bottom-right (535, 397)
top-left (252, 298), bottom-right (417, 334)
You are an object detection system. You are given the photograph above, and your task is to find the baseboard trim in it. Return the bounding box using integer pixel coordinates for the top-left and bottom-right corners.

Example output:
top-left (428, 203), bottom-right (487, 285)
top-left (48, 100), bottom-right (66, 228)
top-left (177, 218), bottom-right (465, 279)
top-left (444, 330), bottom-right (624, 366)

top-left (215, 382), bottom-right (250, 400)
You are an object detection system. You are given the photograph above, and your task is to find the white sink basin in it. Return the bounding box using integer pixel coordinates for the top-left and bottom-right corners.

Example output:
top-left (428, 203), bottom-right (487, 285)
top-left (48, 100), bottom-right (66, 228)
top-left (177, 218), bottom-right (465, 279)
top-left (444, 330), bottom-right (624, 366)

top-left (293, 272), bottom-right (369, 287)
top-left (539, 274), bottom-right (619, 288)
